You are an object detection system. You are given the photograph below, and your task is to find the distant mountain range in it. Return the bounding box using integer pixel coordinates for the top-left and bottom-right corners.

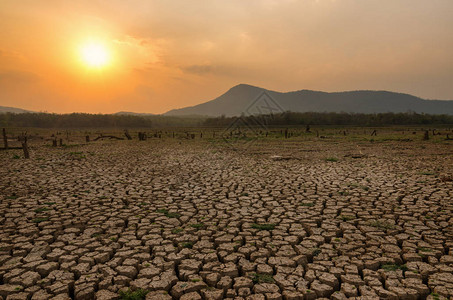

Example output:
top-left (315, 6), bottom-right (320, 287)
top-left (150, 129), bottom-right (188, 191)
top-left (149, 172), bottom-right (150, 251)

top-left (113, 111), bottom-right (155, 116)
top-left (0, 105), bottom-right (34, 113)
top-left (164, 84), bottom-right (453, 116)
top-left (2, 84), bottom-right (453, 116)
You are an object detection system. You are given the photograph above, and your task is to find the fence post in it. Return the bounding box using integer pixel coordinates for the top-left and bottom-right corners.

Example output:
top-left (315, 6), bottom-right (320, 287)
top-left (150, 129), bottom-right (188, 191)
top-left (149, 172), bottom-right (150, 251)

top-left (423, 131), bottom-right (429, 140)
top-left (22, 137), bottom-right (30, 159)
top-left (124, 130), bottom-right (132, 140)
top-left (2, 128), bottom-right (8, 149)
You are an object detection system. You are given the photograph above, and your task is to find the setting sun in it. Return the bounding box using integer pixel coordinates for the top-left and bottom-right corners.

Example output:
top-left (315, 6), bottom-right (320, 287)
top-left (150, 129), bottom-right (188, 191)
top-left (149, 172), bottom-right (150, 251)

top-left (80, 42), bottom-right (110, 68)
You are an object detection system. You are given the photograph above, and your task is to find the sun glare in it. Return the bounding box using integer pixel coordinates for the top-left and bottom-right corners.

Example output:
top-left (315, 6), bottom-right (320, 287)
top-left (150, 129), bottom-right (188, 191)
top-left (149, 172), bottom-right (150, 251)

top-left (80, 42), bottom-right (110, 68)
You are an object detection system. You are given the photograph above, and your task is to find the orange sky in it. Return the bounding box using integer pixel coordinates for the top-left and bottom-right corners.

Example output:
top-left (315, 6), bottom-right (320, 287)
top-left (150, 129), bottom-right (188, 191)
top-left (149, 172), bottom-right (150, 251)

top-left (1, 0), bottom-right (452, 114)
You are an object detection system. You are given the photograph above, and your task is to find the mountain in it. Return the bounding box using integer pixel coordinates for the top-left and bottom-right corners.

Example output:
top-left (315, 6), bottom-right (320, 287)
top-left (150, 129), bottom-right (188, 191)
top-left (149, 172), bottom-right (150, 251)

top-left (0, 106), bottom-right (33, 113)
top-left (164, 84), bottom-right (453, 116)
top-left (114, 111), bottom-right (155, 116)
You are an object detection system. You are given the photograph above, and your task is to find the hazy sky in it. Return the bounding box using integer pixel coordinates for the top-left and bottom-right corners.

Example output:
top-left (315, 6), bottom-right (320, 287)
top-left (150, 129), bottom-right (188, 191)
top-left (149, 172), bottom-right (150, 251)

top-left (1, 0), bottom-right (452, 113)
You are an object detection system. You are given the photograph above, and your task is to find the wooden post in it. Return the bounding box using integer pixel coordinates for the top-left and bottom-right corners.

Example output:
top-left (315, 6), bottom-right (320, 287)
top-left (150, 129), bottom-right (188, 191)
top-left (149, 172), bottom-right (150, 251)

top-left (2, 128), bottom-right (8, 149)
top-left (59, 138), bottom-right (63, 146)
top-left (284, 128), bottom-right (288, 139)
top-left (138, 132), bottom-right (147, 141)
top-left (86, 135), bottom-right (90, 143)
top-left (52, 139), bottom-right (57, 147)
top-left (124, 130), bottom-right (132, 140)
top-left (423, 131), bottom-right (429, 140)
top-left (22, 137), bottom-right (29, 159)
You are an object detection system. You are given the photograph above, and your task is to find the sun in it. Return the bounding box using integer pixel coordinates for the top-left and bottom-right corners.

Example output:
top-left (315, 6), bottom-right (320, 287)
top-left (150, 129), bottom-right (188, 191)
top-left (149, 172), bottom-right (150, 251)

top-left (80, 42), bottom-right (110, 68)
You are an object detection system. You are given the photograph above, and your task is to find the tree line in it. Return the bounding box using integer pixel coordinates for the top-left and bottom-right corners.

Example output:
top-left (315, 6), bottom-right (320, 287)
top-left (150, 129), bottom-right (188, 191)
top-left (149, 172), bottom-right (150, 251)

top-left (202, 112), bottom-right (453, 127)
top-left (0, 113), bottom-right (204, 128)
top-left (1, 111), bottom-right (453, 128)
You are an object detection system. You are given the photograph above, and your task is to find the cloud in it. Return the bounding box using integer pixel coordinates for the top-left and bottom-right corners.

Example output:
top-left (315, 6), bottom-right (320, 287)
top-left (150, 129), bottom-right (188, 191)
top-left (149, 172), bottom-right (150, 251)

top-left (113, 35), bottom-right (161, 64)
top-left (181, 64), bottom-right (216, 75)
top-left (180, 64), bottom-right (254, 78)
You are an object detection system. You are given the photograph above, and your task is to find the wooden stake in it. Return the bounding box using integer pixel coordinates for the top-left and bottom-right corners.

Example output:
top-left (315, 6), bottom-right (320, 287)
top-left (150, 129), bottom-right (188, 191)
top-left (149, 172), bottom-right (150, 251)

top-left (22, 137), bottom-right (29, 159)
top-left (124, 130), bottom-right (132, 140)
top-left (2, 128), bottom-right (8, 149)
top-left (423, 131), bottom-right (429, 140)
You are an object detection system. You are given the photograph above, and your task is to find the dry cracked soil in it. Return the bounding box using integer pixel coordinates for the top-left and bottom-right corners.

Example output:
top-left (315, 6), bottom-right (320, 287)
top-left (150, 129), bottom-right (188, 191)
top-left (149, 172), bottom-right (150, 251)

top-left (1, 137), bottom-right (453, 300)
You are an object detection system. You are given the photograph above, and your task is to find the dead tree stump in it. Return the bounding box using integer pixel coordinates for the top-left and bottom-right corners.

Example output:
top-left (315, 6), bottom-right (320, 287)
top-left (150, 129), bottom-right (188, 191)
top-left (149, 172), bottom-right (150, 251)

top-left (138, 132), bottom-right (147, 141)
top-left (124, 130), bottom-right (132, 140)
top-left (22, 137), bottom-right (30, 159)
top-left (86, 135), bottom-right (90, 143)
top-left (423, 131), bottom-right (429, 140)
top-left (2, 128), bottom-right (8, 149)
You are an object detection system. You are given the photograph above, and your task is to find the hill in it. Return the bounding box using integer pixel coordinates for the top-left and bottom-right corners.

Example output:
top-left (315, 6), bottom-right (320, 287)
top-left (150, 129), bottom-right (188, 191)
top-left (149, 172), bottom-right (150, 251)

top-left (0, 105), bottom-right (34, 113)
top-left (113, 111), bottom-right (155, 116)
top-left (164, 84), bottom-right (453, 116)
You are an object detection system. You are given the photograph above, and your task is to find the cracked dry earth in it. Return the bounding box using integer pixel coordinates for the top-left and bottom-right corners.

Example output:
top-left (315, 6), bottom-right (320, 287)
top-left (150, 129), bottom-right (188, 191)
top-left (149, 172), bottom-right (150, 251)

top-left (1, 139), bottom-right (453, 300)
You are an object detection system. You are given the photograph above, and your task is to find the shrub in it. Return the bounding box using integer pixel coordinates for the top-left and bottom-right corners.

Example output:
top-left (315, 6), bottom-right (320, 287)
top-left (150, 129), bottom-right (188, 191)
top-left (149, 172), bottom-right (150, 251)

top-left (119, 288), bottom-right (148, 300)
top-left (381, 264), bottom-right (408, 272)
top-left (251, 273), bottom-right (275, 284)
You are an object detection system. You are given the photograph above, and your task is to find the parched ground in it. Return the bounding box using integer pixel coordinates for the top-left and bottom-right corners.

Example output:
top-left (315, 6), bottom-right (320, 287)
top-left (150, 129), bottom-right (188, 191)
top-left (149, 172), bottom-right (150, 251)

top-left (1, 137), bottom-right (453, 300)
